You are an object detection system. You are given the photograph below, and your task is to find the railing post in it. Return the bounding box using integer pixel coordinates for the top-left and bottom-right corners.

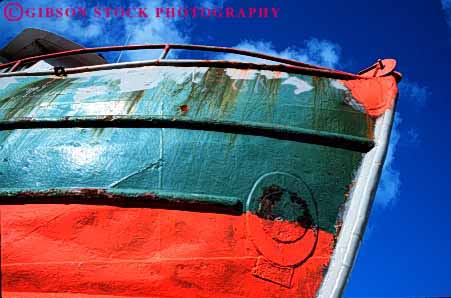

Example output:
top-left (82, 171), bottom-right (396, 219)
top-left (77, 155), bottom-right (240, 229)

top-left (159, 44), bottom-right (171, 60)
top-left (9, 60), bottom-right (22, 72)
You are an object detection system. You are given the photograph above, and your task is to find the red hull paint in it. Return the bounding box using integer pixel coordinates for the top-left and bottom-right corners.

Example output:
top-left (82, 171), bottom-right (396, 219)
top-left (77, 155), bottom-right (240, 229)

top-left (1, 205), bottom-right (334, 298)
top-left (342, 76), bottom-right (398, 117)
top-left (3, 293), bottom-right (154, 298)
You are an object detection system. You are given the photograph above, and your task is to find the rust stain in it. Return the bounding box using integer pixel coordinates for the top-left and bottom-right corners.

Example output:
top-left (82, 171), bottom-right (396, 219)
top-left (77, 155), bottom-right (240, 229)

top-left (0, 78), bottom-right (75, 120)
top-left (311, 76), bottom-right (329, 101)
top-left (246, 72), bottom-right (282, 119)
top-left (181, 68), bottom-right (242, 117)
top-left (264, 76), bottom-right (282, 117)
top-left (220, 78), bottom-right (242, 113)
top-left (366, 115), bottom-right (375, 139)
top-left (91, 127), bottom-right (106, 137)
top-left (227, 133), bottom-right (238, 147)
top-left (311, 77), bottom-right (327, 130)
top-left (125, 90), bottom-right (145, 114)
top-left (178, 104), bottom-right (189, 115)
top-left (273, 71), bottom-right (283, 80)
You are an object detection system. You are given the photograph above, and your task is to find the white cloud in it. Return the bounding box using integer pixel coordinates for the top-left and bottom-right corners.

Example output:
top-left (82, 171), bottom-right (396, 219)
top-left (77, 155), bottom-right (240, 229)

top-left (0, 0), bottom-right (190, 62)
top-left (0, 0), bottom-right (106, 44)
top-left (375, 113), bottom-right (402, 207)
top-left (399, 79), bottom-right (430, 107)
top-left (218, 39), bottom-right (341, 68)
top-left (303, 39), bottom-right (341, 68)
top-left (119, 0), bottom-right (189, 61)
top-left (442, 0), bottom-right (451, 27)
top-left (407, 128), bottom-right (421, 144)
top-left (201, 0), bottom-right (226, 7)
top-left (374, 79), bottom-right (429, 208)
top-left (0, 1), bottom-right (342, 67)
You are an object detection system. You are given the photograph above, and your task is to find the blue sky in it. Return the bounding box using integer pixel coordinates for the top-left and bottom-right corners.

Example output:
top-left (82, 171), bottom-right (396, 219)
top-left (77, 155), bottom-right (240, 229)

top-left (1, 0), bottom-right (450, 297)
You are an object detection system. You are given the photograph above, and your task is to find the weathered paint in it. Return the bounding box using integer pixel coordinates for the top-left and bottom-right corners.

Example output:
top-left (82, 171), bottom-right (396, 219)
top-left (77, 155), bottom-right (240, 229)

top-left (342, 76), bottom-right (398, 117)
top-left (0, 64), bottom-right (398, 297)
top-left (0, 67), bottom-right (374, 138)
top-left (0, 127), bottom-right (361, 233)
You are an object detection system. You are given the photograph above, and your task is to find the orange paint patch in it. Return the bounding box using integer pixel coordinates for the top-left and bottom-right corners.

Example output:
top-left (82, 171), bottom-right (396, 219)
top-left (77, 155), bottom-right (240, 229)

top-left (1, 205), bottom-right (335, 297)
top-left (342, 75), bottom-right (398, 117)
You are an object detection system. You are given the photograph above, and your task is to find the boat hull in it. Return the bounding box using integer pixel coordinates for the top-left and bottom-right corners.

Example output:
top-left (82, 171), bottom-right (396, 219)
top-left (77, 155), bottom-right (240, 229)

top-left (0, 64), bottom-right (398, 297)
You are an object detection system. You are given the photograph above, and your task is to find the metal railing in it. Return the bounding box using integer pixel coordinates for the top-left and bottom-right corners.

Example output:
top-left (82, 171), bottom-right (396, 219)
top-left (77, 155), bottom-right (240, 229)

top-left (0, 43), bottom-right (363, 79)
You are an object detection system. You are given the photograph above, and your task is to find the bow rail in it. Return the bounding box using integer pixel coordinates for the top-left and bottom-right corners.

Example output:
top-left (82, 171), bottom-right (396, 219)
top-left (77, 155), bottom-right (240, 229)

top-left (0, 43), bottom-right (365, 79)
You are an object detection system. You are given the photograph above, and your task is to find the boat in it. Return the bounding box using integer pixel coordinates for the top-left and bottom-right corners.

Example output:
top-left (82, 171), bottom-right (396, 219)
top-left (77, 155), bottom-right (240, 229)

top-left (0, 28), bottom-right (401, 298)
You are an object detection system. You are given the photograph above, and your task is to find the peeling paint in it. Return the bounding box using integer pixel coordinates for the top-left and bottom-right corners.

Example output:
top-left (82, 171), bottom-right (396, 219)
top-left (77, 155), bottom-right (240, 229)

top-left (282, 77), bottom-right (313, 95)
top-left (118, 69), bottom-right (163, 92)
top-left (225, 69), bottom-right (290, 81)
top-left (0, 77), bottom-right (18, 89)
top-left (330, 80), bottom-right (347, 91)
top-left (225, 69), bottom-right (258, 80)
top-left (343, 94), bottom-right (366, 114)
top-left (117, 67), bottom-right (208, 93)
top-left (74, 86), bottom-right (109, 102)
top-left (342, 76), bottom-right (398, 117)
top-left (74, 101), bottom-right (130, 116)
top-left (0, 64), bottom-right (390, 298)
top-left (260, 70), bottom-right (288, 80)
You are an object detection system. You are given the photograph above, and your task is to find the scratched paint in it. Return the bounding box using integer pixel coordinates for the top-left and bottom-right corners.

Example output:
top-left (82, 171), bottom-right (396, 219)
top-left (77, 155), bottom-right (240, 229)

top-left (330, 80), bottom-right (366, 113)
top-left (0, 64), bottom-right (398, 298)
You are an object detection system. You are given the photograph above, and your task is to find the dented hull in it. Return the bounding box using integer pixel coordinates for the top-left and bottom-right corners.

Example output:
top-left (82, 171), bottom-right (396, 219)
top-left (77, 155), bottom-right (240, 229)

top-left (0, 64), bottom-right (399, 297)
